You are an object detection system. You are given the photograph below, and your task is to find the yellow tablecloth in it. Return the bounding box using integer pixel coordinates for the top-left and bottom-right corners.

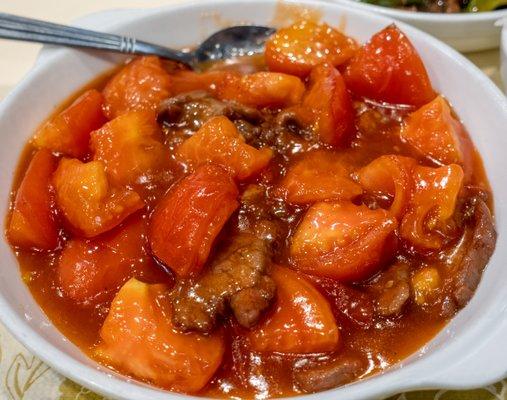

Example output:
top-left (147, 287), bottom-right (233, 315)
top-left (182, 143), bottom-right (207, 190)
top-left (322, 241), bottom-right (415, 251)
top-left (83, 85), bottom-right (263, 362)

top-left (0, 1), bottom-right (505, 399)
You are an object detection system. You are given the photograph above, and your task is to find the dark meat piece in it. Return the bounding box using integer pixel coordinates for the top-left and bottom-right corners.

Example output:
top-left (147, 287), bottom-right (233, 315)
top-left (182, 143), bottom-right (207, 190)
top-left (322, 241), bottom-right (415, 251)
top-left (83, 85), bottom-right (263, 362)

top-left (450, 198), bottom-right (496, 307)
top-left (370, 263), bottom-right (411, 317)
top-left (294, 356), bottom-right (364, 393)
top-left (305, 275), bottom-right (374, 329)
top-left (171, 233), bottom-right (276, 332)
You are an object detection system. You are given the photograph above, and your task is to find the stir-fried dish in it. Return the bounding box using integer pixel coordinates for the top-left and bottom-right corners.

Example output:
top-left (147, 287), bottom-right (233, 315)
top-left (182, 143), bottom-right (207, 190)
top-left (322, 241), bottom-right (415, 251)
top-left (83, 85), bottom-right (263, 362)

top-left (360, 0), bottom-right (507, 12)
top-left (5, 21), bottom-right (496, 398)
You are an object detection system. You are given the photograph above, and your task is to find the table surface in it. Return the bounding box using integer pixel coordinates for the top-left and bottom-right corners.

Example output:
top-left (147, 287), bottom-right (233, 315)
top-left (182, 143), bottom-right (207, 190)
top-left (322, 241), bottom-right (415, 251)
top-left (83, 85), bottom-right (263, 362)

top-left (0, 1), bottom-right (505, 399)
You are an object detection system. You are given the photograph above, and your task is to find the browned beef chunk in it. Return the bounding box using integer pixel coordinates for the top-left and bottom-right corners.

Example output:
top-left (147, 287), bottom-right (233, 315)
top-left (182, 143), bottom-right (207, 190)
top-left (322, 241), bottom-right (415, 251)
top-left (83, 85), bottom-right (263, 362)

top-left (305, 275), bottom-right (374, 329)
top-left (171, 233), bottom-right (275, 333)
top-left (370, 263), bottom-right (411, 317)
top-left (294, 356), bottom-right (365, 393)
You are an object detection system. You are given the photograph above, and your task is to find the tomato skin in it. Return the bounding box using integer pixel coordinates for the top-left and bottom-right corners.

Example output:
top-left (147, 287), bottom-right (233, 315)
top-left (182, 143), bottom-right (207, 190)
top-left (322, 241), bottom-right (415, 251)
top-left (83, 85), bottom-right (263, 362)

top-left (58, 214), bottom-right (156, 304)
top-left (90, 111), bottom-right (169, 187)
top-left (265, 20), bottom-right (357, 78)
top-left (7, 149), bottom-right (59, 250)
top-left (96, 278), bottom-right (224, 393)
top-left (401, 96), bottom-right (472, 174)
top-left (53, 158), bottom-right (144, 238)
top-left (103, 56), bottom-right (171, 119)
top-left (290, 202), bottom-right (398, 282)
top-left (275, 150), bottom-right (362, 204)
top-left (149, 164), bottom-right (239, 277)
top-left (248, 266), bottom-right (339, 354)
top-left (33, 89), bottom-right (106, 158)
top-left (176, 116), bottom-right (273, 181)
top-left (400, 164), bottom-right (464, 251)
top-left (343, 25), bottom-right (435, 107)
top-left (355, 155), bottom-right (417, 218)
top-left (295, 63), bottom-right (355, 146)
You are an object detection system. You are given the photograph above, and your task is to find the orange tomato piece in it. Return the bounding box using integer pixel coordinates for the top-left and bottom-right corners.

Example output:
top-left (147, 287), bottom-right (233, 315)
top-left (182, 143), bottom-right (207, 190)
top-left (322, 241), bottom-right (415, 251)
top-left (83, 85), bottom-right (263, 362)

top-left (275, 150), bottom-right (362, 204)
top-left (149, 164), bottom-right (239, 277)
top-left (218, 72), bottom-right (305, 108)
top-left (176, 116), bottom-right (273, 180)
top-left (33, 89), bottom-right (106, 158)
top-left (355, 155), bottom-right (417, 218)
top-left (58, 214), bottom-right (157, 304)
top-left (401, 96), bottom-right (472, 170)
top-left (290, 202), bottom-right (397, 282)
top-left (295, 63), bottom-right (355, 146)
top-left (400, 164), bottom-right (464, 251)
top-left (170, 70), bottom-right (234, 95)
top-left (90, 111), bottom-right (169, 187)
top-left (343, 25), bottom-right (436, 107)
top-left (7, 149), bottom-right (59, 250)
top-left (53, 158), bottom-right (144, 237)
top-left (96, 278), bottom-right (224, 393)
top-left (102, 56), bottom-right (171, 119)
top-left (249, 266), bottom-right (339, 354)
top-left (265, 20), bottom-right (357, 78)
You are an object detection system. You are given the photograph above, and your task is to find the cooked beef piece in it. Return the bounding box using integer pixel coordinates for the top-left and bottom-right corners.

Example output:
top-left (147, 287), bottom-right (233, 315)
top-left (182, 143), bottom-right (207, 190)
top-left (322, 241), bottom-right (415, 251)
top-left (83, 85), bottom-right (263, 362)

top-left (305, 275), bottom-right (374, 329)
top-left (450, 197), bottom-right (496, 307)
top-left (294, 356), bottom-right (364, 393)
top-left (171, 233), bottom-right (276, 333)
top-left (370, 263), bottom-right (411, 317)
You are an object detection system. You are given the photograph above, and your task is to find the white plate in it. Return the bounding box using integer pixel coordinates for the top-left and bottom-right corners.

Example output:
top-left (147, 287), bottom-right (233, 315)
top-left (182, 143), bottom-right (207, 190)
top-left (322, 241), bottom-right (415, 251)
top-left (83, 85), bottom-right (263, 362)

top-left (334, 0), bottom-right (507, 51)
top-left (0, 1), bottom-right (506, 399)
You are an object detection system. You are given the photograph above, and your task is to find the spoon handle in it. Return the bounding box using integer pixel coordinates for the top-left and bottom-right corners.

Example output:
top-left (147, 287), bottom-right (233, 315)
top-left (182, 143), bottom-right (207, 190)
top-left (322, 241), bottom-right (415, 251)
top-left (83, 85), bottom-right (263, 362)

top-left (0, 13), bottom-right (192, 64)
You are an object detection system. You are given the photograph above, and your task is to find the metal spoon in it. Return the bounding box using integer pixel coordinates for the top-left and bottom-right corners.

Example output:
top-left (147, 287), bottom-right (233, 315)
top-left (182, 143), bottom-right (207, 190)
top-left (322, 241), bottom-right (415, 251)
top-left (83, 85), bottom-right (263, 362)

top-left (0, 12), bottom-right (275, 68)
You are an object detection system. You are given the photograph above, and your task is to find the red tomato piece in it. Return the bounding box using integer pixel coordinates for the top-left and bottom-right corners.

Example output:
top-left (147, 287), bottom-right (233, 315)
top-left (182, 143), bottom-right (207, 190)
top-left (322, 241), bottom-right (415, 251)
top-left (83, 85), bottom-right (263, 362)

top-left (96, 278), bottom-right (224, 393)
top-left (248, 266), bottom-right (339, 354)
top-left (58, 214), bottom-right (158, 304)
top-left (53, 158), bottom-right (144, 237)
top-left (295, 63), bottom-right (355, 146)
top-left (7, 149), bottom-right (59, 250)
top-left (275, 150), bottom-right (362, 204)
top-left (33, 89), bottom-right (106, 158)
top-left (355, 155), bottom-right (417, 218)
top-left (343, 25), bottom-right (436, 107)
top-left (102, 56), bottom-right (171, 119)
top-left (176, 116), bottom-right (273, 181)
top-left (401, 96), bottom-right (472, 171)
top-left (265, 20), bottom-right (357, 78)
top-left (290, 202), bottom-right (397, 282)
top-left (149, 164), bottom-right (239, 277)
top-left (218, 72), bottom-right (305, 108)
top-left (400, 164), bottom-right (464, 251)
top-left (90, 111), bottom-right (169, 187)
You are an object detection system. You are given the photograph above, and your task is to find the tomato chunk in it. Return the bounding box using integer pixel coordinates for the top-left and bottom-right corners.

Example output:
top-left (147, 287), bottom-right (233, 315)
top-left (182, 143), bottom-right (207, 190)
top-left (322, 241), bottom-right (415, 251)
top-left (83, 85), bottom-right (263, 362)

top-left (176, 116), bottom-right (273, 180)
top-left (33, 89), bottom-right (106, 158)
top-left (343, 25), bottom-right (435, 106)
top-left (400, 164), bottom-right (464, 251)
top-left (58, 214), bottom-right (159, 304)
top-left (355, 155), bottom-right (417, 218)
top-left (275, 150), bottom-right (362, 204)
top-left (96, 278), bottom-right (224, 393)
top-left (265, 20), bottom-right (357, 77)
top-left (249, 266), bottom-right (339, 353)
top-left (149, 164), bottom-right (239, 277)
top-left (90, 111), bottom-right (169, 187)
top-left (103, 56), bottom-right (171, 119)
top-left (290, 202), bottom-right (397, 282)
top-left (401, 96), bottom-right (472, 171)
top-left (295, 63), bottom-right (355, 146)
top-left (53, 158), bottom-right (144, 237)
top-left (7, 149), bottom-right (59, 250)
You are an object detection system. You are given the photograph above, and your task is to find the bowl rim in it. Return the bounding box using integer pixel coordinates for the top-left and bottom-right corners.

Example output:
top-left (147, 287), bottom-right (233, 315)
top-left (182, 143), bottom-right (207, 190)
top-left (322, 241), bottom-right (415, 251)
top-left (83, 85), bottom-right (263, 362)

top-left (0, 1), bottom-right (506, 399)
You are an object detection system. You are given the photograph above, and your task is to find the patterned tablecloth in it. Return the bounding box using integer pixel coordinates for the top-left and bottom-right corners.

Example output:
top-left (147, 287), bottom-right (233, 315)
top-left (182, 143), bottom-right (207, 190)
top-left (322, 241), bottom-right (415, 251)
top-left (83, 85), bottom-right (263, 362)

top-left (0, 2), bottom-right (505, 399)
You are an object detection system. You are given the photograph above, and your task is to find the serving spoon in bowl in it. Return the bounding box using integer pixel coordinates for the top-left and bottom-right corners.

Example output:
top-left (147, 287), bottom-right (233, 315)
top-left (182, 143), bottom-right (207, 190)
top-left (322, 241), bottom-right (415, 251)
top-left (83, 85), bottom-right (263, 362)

top-left (0, 12), bottom-right (275, 68)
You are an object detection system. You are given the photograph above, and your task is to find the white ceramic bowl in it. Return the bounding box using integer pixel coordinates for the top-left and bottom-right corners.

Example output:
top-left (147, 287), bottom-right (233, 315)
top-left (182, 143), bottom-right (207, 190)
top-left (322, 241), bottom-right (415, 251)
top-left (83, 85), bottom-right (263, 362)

top-left (0, 1), bottom-right (506, 399)
top-left (333, 0), bottom-right (507, 52)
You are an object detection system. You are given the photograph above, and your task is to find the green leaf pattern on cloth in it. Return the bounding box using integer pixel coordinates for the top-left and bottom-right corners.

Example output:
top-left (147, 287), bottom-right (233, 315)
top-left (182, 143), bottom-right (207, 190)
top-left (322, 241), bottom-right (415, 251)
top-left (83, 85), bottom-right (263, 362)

top-left (0, 322), bottom-right (505, 399)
